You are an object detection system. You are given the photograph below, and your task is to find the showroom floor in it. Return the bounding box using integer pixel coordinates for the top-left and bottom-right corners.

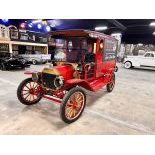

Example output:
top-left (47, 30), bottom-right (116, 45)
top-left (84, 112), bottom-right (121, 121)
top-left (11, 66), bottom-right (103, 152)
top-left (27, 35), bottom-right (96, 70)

top-left (0, 63), bottom-right (155, 135)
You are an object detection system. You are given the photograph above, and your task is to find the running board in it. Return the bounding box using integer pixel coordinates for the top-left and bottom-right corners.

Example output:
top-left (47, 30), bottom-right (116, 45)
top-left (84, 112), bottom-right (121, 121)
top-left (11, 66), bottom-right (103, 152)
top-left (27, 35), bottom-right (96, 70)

top-left (43, 95), bottom-right (62, 104)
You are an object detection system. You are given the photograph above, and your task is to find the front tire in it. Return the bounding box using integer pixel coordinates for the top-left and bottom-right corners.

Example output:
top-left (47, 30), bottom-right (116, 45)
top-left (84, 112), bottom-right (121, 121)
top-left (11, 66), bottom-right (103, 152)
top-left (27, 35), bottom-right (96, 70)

top-left (124, 61), bottom-right (132, 69)
top-left (17, 78), bottom-right (42, 105)
top-left (60, 87), bottom-right (86, 124)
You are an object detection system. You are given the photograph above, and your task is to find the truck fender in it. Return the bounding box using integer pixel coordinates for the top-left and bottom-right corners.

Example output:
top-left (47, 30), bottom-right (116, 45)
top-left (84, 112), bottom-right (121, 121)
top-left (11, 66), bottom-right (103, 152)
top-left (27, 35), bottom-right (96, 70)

top-left (24, 71), bottom-right (33, 75)
top-left (65, 79), bottom-right (93, 91)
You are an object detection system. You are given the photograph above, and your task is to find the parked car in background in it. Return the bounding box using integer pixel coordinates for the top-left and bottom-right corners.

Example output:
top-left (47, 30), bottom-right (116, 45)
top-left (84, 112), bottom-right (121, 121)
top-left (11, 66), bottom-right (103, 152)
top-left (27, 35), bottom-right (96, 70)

top-left (124, 51), bottom-right (155, 69)
top-left (20, 51), bottom-right (51, 65)
top-left (0, 52), bottom-right (30, 70)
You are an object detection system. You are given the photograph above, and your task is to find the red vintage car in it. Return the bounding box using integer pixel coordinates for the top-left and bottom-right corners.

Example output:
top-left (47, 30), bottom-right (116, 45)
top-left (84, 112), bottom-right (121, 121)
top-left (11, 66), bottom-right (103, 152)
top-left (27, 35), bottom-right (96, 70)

top-left (17, 30), bottom-right (118, 123)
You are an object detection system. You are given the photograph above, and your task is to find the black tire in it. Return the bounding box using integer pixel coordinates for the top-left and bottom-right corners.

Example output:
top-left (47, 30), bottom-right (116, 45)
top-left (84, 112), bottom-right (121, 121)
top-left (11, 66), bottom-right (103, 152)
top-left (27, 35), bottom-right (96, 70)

top-left (124, 61), bottom-right (132, 69)
top-left (0, 64), bottom-right (2, 70)
top-left (60, 87), bottom-right (86, 124)
top-left (21, 66), bottom-right (25, 70)
top-left (115, 66), bottom-right (118, 72)
top-left (17, 78), bottom-right (42, 105)
top-left (0, 63), bottom-right (6, 71)
top-left (106, 73), bottom-right (115, 92)
top-left (32, 60), bottom-right (37, 65)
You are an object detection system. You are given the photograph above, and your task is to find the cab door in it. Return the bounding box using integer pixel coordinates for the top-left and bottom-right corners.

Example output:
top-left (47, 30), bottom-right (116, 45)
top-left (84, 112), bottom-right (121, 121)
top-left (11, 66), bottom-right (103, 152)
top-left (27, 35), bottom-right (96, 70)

top-left (96, 38), bottom-right (117, 78)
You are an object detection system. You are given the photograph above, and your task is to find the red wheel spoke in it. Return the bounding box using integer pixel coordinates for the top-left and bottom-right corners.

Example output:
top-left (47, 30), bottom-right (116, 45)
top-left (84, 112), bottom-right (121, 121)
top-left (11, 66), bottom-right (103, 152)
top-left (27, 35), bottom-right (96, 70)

top-left (23, 89), bottom-right (29, 92)
top-left (32, 94), bottom-right (35, 101)
top-left (65, 91), bottom-right (85, 120)
top-left (20, 80), bottom-right (42, 104)
top-left (25, 94), bottom-right (30, 100)
top-left (34, 84), bottom-right (39, 89)
top-left (32, 82), bottom-right (35, 88)
top-left (29, 82), bottom-right (32, 89)
top-left (22, 92), bottom-right (29, 96)
top-left (25, 85), bottom-right (30, 90)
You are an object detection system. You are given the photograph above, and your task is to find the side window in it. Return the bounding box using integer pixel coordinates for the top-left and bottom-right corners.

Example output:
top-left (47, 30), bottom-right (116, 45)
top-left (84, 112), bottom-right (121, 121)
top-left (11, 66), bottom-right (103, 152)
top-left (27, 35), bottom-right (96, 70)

top-left (144, 53), bottom-right (150, 57)
top-left (144, 53), bottom-right (154, 57)
top-left (103, 39), bottom-right (117, 61)
top-left (150, 53), bottom-right (154, 57)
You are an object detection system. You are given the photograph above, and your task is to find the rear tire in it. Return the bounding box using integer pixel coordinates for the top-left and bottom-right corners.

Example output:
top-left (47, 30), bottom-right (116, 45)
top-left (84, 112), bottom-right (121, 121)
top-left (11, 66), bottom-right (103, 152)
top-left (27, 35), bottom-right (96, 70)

top-left (0, 63), bottom-right (6, 71)
top-left (107, 73), bottom-right (115, 92)
top-left (32, 60), bottom-right (37, 65)
top-left (60, 87), bottom-right (86, 124)
top-left (124, 61), bottom-right (132, 69)
top-left (17, 78), bottom-right (42, 105)
top-left (115, 66), bottom-right (118, 72)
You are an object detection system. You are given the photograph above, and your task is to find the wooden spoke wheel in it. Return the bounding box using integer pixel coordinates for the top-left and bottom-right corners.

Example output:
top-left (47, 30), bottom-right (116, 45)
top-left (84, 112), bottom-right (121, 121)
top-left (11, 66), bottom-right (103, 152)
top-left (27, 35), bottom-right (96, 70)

top-left (106, 73), bottom-right (115, 92)
top-left (17, 78), bottom-right (43, 105)
top-left (60, 87), bottom-right (86, 124)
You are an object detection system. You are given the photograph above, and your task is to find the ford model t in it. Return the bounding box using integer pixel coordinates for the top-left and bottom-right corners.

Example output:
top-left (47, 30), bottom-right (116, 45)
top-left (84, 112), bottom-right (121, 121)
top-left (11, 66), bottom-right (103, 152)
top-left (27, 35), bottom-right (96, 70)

top-left (17, 30), bottom-right (117, 123)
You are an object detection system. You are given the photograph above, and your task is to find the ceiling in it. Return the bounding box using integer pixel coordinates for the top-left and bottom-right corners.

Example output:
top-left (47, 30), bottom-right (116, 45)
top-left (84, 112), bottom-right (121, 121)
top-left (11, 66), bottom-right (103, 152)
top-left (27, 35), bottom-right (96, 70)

top-left (1, 19), bottom-right (155, 44)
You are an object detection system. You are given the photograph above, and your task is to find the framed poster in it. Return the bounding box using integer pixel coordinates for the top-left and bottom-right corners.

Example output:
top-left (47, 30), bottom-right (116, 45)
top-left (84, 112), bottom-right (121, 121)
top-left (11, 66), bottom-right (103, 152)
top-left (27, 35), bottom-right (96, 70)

top-left (103, 39), bottom-right (117, 61)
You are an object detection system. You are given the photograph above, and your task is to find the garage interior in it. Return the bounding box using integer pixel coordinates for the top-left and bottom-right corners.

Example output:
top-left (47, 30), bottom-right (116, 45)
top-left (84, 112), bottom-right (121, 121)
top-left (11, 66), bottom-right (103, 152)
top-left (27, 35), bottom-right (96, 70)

top-left (0, 19), bottom-right (155, 134)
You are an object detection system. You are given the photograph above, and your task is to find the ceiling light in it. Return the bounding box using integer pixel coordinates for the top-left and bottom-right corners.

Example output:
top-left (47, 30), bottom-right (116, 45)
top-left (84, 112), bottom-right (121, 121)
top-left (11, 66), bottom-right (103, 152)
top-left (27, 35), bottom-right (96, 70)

top-left (46, 26), bottom-right (51, 32)
top-left (37, 23), bottom-right (42, 29)
top-left (20, 23), bottom-right (25, 29)
top-left (28, 23), bottom-right (33, 28)
top-left (50, 23), bottom-right (56, 27)
top-left (153, 32), bottom-right (155, 35)
top-left (138, 43), bottom-right (143, 46)
top-left (150, 22), bottom-right (155, 26)
top-left (2, 19), bottom-right (9, 23)
top-left (95, 26), bottom-right (107, 31)
top-left (111, 33), bottom-right (122, 36)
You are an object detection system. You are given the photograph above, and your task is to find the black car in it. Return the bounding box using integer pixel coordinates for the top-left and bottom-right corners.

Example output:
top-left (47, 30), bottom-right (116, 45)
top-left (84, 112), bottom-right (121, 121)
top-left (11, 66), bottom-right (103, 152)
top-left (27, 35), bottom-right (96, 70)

top-left (0, 52), bottom-right (31, 70)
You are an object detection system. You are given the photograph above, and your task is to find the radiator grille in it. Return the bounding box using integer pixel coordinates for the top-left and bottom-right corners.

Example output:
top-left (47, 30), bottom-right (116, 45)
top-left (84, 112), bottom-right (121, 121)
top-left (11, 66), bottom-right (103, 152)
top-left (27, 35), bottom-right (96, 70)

top-left (42, 73), bottom-right (57, 89)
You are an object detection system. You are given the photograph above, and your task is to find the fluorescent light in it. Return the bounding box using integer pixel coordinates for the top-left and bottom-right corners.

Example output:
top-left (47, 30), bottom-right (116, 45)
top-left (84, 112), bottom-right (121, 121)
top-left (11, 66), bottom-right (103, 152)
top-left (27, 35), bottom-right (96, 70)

top-left (138, 43), bottom-right (143, 46)
top-left (111, 33), bottom-right (122, 36)
top-left (150, 22), bottom-right (155, 26)
top-left (95, 26), bottom-right (107, 31)
top-left (32, 19), bottom-right (42, 24)
top-left (153, 32), bottom-right (155, 35)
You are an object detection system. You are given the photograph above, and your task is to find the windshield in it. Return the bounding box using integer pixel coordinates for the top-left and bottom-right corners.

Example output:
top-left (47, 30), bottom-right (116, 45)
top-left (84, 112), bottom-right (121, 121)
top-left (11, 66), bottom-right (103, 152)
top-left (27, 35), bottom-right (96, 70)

top-left (49, 37), bottom-right (95, 63)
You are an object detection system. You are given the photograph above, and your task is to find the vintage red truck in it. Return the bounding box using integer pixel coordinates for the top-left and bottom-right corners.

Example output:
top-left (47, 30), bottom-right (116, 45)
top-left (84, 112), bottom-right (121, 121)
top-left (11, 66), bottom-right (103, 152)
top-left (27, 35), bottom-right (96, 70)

top-left (17, 30), bottom-right (118, 123)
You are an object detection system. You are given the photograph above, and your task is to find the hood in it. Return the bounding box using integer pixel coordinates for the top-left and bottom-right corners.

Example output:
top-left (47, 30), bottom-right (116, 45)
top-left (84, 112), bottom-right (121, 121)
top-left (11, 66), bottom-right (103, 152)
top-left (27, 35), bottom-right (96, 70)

top-left (42, 64), bottom-right (75, 80)
top-left (6, 58), bottom-right (23, 64)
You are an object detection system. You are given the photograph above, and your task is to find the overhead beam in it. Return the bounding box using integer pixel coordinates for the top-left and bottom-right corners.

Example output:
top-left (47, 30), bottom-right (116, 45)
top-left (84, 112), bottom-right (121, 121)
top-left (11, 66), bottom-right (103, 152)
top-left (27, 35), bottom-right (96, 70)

top-left (107, 19), bottom-right (126, 31)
